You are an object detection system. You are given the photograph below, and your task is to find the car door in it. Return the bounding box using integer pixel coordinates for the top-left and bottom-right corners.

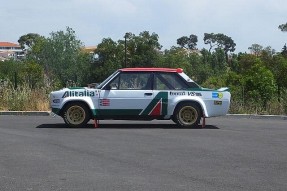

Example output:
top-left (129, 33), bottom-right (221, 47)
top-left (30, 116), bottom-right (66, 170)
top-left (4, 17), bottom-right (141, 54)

top-left (98, 72), bottom-right (153, 116)
top-left (151, 72), bottom-right (190, 116)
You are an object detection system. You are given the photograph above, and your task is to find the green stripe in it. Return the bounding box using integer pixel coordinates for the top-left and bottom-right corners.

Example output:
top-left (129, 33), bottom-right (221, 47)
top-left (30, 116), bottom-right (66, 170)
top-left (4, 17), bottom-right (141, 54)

top-left (141, 92), bottom-right (168, 115)
top-left (93, 109), bottom-right (142, 116)
top-left (67, 87), bottom-right (85, 90)
top-left (92, 109), bottom-right (97, 116)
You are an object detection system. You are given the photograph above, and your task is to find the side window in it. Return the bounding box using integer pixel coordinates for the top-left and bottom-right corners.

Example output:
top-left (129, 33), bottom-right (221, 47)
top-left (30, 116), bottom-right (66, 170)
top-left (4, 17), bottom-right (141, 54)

top-left (108, 72), bottom-right (152, 90)
top-left (154, 77), bottom-right (170, 90)
top-left (154, 73), bottom-right (188, 90)
top-left (109, 76), bottom-right (119, 89)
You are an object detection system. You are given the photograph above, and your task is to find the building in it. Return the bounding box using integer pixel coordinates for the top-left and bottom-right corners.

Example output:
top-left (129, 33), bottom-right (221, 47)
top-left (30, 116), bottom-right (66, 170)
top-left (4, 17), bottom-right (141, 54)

top-left (82, 46), bottom-right (98, 62)
top-left (0, 42), bottom-right (25, 61)
top-left (82, 46), bottom-right (97, 54)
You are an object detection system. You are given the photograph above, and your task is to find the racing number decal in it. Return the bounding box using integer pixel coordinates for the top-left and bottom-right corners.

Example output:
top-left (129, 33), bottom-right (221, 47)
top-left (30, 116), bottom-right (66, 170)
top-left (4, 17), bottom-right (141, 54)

top-left (140, 92), bottom-right (168, 116)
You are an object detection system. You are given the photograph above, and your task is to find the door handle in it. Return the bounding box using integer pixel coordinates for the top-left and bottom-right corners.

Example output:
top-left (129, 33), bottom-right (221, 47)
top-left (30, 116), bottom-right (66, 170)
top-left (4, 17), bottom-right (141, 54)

top-left (144, 93), bottom-right (153, 96)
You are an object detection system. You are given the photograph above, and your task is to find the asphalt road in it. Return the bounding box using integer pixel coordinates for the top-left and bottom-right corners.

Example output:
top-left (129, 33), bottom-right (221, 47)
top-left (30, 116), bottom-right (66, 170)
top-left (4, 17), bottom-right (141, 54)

top-left (0, 116), bottom-right (286, 191)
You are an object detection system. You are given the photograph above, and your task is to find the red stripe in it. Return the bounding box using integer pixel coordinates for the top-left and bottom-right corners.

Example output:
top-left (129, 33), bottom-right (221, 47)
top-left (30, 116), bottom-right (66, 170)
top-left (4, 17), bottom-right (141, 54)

top-left (149, 100), bottom-right (162, 116)
top-left (119, 68), bottom-right (183, 73)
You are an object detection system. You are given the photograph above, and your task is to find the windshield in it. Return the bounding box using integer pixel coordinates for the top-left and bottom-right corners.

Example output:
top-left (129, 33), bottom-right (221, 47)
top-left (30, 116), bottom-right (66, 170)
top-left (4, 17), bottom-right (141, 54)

top-left (96, 70), bottom-right (119, 89)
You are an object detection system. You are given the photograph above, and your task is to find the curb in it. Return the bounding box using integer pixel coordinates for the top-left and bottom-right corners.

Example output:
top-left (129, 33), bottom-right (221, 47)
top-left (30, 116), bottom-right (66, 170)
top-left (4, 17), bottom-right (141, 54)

top-left (0, 111), bottom-right (51, 116)
top-left (0, 111), bottom-right (286, 120)
top-left (225, 114), bottom-right (287, 120)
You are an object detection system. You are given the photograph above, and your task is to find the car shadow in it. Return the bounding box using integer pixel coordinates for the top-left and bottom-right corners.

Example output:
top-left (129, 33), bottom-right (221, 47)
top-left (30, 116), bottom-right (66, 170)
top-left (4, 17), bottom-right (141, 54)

top-left (36, 123), bottom-right (219, 129)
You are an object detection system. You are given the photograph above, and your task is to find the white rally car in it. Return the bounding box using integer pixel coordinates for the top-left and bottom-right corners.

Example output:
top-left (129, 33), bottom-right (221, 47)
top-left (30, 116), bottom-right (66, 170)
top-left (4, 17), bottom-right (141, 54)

top-left (50, 68), bottom-right (231, 128)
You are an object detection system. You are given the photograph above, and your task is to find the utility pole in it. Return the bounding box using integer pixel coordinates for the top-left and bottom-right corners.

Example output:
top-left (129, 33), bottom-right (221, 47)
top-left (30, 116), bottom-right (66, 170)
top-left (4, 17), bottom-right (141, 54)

top-left (124, 33), bottom-right (129, 68)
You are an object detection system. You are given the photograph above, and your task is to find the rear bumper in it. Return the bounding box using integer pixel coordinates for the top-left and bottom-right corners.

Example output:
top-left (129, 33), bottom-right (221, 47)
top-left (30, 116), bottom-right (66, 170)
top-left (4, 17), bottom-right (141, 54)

top-left (204, 99), bottom-right (230, 117)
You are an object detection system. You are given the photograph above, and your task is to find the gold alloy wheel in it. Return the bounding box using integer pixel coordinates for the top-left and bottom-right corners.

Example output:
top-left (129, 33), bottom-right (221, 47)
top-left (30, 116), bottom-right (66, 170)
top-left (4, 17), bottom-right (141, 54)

top-left (66, 105), bottom-right (86, 125)
top-left (178, 106), bottom-right (198, 125)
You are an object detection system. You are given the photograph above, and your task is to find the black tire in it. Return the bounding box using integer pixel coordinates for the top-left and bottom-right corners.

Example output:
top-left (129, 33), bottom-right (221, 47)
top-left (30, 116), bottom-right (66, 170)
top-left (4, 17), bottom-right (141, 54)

top-left (63, 103), bottom-right (91, 128)
top-left (173, 103), bottom-right (201, 128)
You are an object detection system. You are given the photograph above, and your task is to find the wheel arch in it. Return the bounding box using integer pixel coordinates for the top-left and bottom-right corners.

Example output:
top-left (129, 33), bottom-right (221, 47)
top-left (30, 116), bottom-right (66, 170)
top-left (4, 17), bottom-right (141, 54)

top-left (59, 100), bottom-right (93, 119)
top-left (173, 100), bottom-right (204, 118)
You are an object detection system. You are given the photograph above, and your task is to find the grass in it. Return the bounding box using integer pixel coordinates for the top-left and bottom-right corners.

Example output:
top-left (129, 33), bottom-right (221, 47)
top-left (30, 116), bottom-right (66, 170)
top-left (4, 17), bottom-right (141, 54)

top-left (0, 84), bottom-right (50, 111)
top-left (229, 96), bottom-right (287, 115)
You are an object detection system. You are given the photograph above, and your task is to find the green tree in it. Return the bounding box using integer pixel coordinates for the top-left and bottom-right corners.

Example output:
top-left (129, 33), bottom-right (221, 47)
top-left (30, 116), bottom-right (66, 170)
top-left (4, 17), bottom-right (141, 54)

top-left (76, 52), bottom-right (99, 86)
top-left (263, 46), bottom-right (276, 57)
top-left (239, 56), bottom-right (276, 108)
top-left (237, 53), bottom-right (258, 73)
top-left (248, 44), bottom-right (263, 57)
top-left (95, 38), bottom-right (121, 66)
top-left (229, 53), bottom-right (240, 72)
top-left (216, 33), bottom-right (236, 62)
top-left (119, 31), bottom-right (162, 67)
top-left (92, 31), bottom-right (163, 82)
top-left (0, 60), bottom-right (21, 85)
top-left (194, 48), bottom-right (227, 83)
top-left (278, 22), bottom-right (287, 32)
top-left (19, 61), bottom-right (44, 89)
top-left (18, 33), bottom-right (42, 49)
top-left (93, 38), bottom-right (122, 82)
top-left (160, 47), bottom-right (191, 75)
top-left (177, 34), bottom-right (198, 50)
top-left (267, 55), bottom-right (287, 100)
top-left (26, 35), bottom-right (47, 61)
top-left (0, 60), bottom-right (44, 89)
top-left (30, 27), bottom-right (84, 87)
top-left (281, 44), bottom-right (287, 57)
top-left (244, 64), bottom-right (276, 108)
top-left (203, 33), bottom-right (217, 52)
top-left (203, 33), bottom-right (236, 62)
top-left (211, 48), bottom-right (227, 74)
top-left (188, 51), bottom-right (212, 84)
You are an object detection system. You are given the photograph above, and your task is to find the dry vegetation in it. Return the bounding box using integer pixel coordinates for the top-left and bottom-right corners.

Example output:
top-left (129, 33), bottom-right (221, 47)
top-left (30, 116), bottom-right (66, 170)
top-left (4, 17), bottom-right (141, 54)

top-left (0, 84), bottom-right (50, 111)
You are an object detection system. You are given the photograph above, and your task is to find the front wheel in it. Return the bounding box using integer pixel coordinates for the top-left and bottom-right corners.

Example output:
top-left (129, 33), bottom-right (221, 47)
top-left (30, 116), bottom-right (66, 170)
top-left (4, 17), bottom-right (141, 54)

top-left (63, 103), bottom-right (91, 127)
top-left (173, 103), bottom-right (201, 128)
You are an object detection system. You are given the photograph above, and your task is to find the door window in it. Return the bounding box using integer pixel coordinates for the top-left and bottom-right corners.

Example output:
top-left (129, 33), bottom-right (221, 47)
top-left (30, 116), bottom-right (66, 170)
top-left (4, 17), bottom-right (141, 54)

top-left (154, 72), bottom-right (188, 90)
top-left (108, 72), bottom-right (152, 90)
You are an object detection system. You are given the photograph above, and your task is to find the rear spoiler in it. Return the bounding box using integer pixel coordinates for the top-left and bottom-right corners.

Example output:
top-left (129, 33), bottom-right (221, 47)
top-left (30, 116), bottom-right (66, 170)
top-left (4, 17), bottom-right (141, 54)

top-left (217, 87), bottom-right (229, 92)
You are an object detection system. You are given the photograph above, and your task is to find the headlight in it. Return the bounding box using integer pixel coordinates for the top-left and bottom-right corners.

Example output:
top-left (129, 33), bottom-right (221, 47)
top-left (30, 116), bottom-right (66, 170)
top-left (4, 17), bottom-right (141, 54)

top-left (52, 99), bottom-right (60, 103)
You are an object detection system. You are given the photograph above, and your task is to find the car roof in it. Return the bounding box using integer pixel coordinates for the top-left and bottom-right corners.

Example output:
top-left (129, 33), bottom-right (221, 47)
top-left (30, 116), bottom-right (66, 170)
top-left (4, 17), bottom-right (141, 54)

top-left (119, 68), bottom-right (183, 73)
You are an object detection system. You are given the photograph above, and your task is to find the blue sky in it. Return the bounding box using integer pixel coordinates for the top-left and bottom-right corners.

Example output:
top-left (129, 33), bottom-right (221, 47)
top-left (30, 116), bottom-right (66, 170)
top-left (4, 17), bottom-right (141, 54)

top-left (1, 0), bottom-right (286, 53)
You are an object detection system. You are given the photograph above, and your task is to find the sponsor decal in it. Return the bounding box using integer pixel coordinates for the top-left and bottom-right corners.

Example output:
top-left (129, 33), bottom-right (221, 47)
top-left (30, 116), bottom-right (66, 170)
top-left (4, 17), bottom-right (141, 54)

top-left (62, 90), bottom-right (99, 98)
top-left (212, 92), bottom-right (223, 99)
top-left (188, 92), bottom-right (202, 96)
top-left (214, 100), bottom-right (222, 105)
top-left (170, 91), bottom-right (185, 96)
top-left (100, 99), bottom-right (110, 106)
top-left (169, 91), bottom-right (202, 96)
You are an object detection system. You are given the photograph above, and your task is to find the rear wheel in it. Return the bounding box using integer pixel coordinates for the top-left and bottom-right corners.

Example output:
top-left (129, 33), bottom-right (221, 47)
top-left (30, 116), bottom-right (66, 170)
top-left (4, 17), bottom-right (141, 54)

top-left (173, 103), bottom-right (201, 128)
top-left (63, 103), bottom-right (91, 127)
